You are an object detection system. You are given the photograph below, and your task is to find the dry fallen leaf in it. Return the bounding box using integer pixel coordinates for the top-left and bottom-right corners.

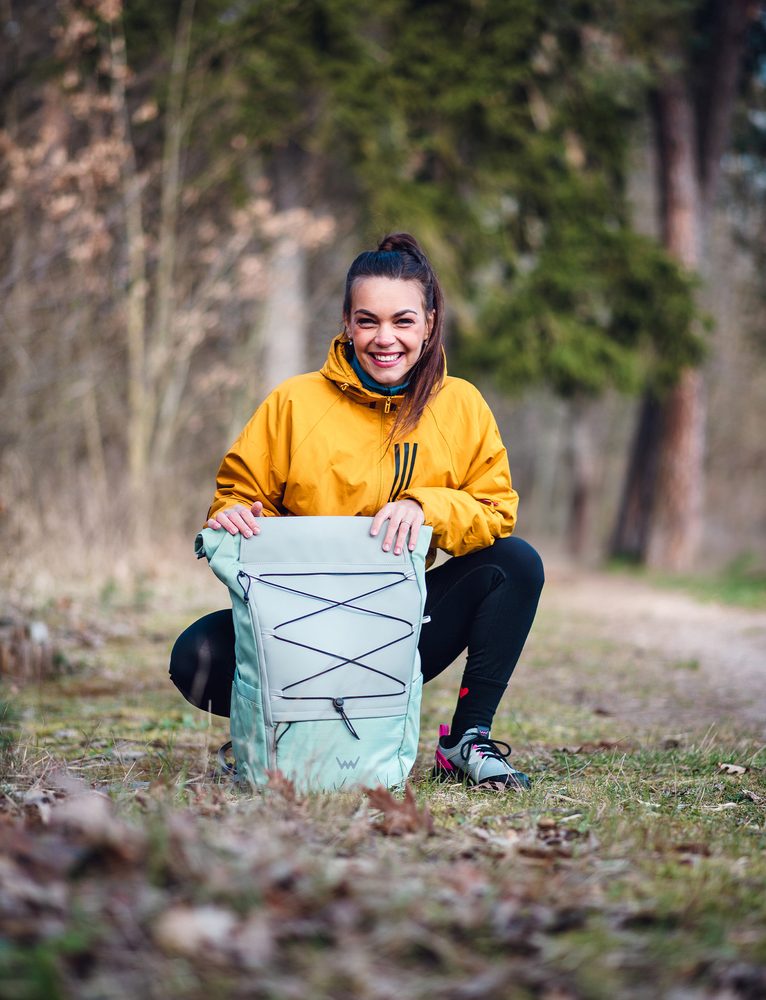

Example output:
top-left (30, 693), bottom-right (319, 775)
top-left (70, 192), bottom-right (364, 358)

top-left (230, 913), bottom-right (275, 969)
top-left (154, 905), bottom-right (238, 957)
top-left (517, 819), bottom-right (599, 859)
top-left (265, 769), bottom-right (299, 802)
top-left (52, 788), bottom-right (145, 860)
top-left (673, 842), bottom-right (711, 857)
top-left (365, 784), bottom-right (434, 836)
top-left (718, 762), bottom-right (748, 777)
top-left (467, 826), bottom-right (521, 856)
top-left (22, 787), bottom-right (58, 825)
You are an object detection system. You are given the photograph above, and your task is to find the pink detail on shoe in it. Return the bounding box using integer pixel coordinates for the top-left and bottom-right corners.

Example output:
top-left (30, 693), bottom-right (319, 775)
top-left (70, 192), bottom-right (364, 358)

top-left (435, 748), bottom-right (455, 772)
top-left (439, 724), bottom-right (450, 737)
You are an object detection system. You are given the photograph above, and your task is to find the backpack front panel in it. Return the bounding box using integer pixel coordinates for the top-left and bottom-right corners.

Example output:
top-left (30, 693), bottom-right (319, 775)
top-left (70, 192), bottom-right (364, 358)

top-left (197, 518), bottom-right (430, 791)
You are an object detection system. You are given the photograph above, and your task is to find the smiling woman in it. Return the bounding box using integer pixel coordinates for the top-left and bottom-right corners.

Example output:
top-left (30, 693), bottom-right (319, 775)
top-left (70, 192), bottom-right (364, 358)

top-left (169, 232), bottom-right (545, 791)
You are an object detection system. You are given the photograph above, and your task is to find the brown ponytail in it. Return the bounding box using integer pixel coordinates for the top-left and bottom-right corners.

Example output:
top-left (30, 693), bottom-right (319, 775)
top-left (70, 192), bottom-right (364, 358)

top-left (342, 232), bottom-right (446, 439)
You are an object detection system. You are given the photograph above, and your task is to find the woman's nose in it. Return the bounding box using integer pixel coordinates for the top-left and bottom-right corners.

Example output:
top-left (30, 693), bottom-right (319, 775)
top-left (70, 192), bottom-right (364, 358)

top-left (373, 326), bottom-right (396, 345)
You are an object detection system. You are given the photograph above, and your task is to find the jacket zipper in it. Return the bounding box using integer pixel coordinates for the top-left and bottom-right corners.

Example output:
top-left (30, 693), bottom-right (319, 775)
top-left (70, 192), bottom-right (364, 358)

top-left (339, 379), bottom-right (394, 510)
top-left (376, 404), bottom-right (386, 509)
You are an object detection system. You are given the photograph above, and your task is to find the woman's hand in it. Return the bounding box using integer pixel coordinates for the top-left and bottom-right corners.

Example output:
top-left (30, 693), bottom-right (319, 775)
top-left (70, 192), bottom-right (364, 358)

top-left (370, 499), bottom-right (424, 555)
top-left (207, 501), bottom-right (264, 538)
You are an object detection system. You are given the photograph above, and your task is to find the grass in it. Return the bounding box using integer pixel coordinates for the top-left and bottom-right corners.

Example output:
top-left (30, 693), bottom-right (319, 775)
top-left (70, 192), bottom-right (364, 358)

top-left (611, 553), bottom-right (766, 610)
top-left (1, 572), bottom-right (765, 999)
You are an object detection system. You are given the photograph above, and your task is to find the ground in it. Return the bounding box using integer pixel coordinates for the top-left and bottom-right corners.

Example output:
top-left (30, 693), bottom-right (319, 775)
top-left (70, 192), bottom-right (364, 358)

top-left (533, 561), bottom-right (766, 734)
top-left (1, 557), bottom-right (765, 1000)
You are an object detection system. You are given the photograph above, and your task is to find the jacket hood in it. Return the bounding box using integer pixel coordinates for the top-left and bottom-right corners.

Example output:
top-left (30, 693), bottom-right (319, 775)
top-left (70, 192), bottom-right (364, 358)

top-left (319, 335), bottom-right (447, 407)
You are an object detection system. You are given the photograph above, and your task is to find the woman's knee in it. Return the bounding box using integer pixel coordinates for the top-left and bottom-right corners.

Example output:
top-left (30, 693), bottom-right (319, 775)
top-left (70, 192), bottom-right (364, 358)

top-left (491, 535), bottom-right (545, 594)
top-left (168, 610), bottom-right (235, 716)
top-left (168, 622), bottom-right (203, 692)
top-left (168, 610), bottom-right (233, 688)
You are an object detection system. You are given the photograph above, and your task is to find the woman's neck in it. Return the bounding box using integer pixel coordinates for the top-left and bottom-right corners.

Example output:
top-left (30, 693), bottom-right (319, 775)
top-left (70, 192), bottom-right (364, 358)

top-left (350, 349), bottom-right (410, 395)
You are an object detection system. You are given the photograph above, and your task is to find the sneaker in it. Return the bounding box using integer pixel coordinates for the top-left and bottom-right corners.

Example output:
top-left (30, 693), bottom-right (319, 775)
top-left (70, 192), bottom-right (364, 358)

top-left (432, 724), bottom-right (531, 790)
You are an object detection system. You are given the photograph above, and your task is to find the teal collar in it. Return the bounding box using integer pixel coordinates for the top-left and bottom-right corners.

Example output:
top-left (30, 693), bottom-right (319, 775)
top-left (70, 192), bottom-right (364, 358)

top-left (350, 349), bottom-right (410, 396)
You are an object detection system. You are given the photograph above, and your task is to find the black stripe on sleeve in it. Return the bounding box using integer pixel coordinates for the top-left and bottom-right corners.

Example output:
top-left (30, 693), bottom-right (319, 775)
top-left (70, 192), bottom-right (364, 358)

top-left (388, 444), bottom-right (401, 502)
top-left (401, 442), bottom-right (418, 493)
top-left (391, 442), bottom-right (410, 501)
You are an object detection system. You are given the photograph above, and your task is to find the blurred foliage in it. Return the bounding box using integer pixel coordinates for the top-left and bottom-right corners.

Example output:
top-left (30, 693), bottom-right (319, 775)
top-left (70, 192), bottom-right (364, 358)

top-left (115, 0), bottom-right (705, 398)
top-left (1, 0), bottom-right (762, 552)
top-left (726, 7), bottom-right (766, 351)
top-left (0, 695), bottom-right (19, 770)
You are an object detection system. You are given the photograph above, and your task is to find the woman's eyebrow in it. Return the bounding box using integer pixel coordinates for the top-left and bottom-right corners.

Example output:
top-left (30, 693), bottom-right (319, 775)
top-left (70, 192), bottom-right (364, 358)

top-left (352, 308), bottom-right (418, 317)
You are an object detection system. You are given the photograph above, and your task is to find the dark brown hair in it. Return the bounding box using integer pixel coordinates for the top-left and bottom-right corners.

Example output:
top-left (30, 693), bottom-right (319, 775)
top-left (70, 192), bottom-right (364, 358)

top-left (342, 232), bottom-right (446, 439)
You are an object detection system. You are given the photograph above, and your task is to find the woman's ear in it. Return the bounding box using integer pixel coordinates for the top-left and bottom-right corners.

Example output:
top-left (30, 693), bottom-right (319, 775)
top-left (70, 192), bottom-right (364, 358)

top-left (426, 310), bottom-right (435, 336)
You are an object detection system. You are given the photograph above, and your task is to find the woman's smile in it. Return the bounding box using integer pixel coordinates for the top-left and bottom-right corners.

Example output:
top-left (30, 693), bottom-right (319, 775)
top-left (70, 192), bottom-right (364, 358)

top-left (370, 351), bottom-right (404, 366)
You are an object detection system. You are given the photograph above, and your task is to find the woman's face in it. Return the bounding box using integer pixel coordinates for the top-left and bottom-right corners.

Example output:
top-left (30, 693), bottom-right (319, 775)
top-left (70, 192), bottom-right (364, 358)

top-left (347, 276), bottom-right (434, 386)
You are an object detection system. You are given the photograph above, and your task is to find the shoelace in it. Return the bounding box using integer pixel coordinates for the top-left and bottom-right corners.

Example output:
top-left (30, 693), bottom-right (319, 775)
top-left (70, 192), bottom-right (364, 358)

top-left (460, 736), bottom-right (514, 765)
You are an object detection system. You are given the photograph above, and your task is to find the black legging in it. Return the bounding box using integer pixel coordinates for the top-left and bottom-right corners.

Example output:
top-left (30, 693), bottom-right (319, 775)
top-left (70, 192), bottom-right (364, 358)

top-left (169, 535), bottom-right (544, 731)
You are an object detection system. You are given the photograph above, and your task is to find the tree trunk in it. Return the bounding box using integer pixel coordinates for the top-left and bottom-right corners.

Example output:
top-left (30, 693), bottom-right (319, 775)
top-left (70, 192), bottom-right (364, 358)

top-left (645, 367), bottom-right (705, 569)
top-left (148, 0), bottom-right (195, 467)
top-left (644, 78), bottom-right (704, 572)
top-left (611, 2), bottom-right (751, 571)
top-left (566, 397), bottom-right (597, 559)
top-left (611, 392), bottom-right (664, 561)
top-left (81, 373), bottom-right (110, 514)
top-left (110, 25), bottom-right (150, 531)
top-left (259, 144), bottom-right (310, 393)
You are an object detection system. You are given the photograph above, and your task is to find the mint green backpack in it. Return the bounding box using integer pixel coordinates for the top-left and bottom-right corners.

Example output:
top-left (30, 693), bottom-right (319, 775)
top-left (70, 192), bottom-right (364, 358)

top-left (195, 517), bottom-right (431, 791)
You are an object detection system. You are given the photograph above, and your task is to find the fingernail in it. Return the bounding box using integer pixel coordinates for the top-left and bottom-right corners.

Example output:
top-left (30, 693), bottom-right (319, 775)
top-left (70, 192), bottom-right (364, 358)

top-left (244, 530), bottom-right (252, 538)
top-left (394, 547), bottom-right (401, 555)
top-left (383, 544), bottom-right (389, 551)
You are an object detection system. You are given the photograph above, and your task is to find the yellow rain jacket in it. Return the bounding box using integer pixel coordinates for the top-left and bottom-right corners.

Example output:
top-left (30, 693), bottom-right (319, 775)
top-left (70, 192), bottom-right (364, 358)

top-left (208, 336), bottom-right (518, 560)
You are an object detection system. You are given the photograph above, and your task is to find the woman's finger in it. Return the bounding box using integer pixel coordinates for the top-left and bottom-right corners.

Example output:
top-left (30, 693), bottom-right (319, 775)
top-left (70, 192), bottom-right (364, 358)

top-left (393, 518), bottom-right (411, 555)
top-left (381, 512), bottom-right (400, 552)
top-left (216, 508), bottom-right (243, 535)
top-left (213, 509), bottom-right (233, 534)
top-left (242, 500), bottom-right (263, 535)
top-left (370, 504), bottom-right (391, 538)
top-left (239, 508), bottom-right (261, 532)
top-left (227, 509), bottom-right (256, 537)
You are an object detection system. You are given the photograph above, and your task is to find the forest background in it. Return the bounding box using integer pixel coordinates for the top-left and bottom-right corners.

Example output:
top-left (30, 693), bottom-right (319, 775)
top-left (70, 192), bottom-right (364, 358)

top-left (3, 4), bottom-right (766, 998)
top-left (1, 0), bottom-right (765, 590)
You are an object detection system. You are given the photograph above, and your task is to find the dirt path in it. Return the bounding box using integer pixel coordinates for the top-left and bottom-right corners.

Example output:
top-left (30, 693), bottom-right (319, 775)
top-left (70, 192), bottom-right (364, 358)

top-left (532, 562), bottom-right (766, 738)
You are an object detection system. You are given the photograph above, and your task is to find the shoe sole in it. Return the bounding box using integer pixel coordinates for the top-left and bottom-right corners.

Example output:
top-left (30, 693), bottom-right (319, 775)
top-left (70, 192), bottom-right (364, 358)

top-left (431, 764), bottom-right (530, 791)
